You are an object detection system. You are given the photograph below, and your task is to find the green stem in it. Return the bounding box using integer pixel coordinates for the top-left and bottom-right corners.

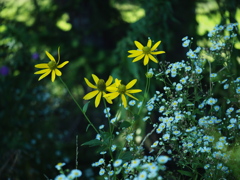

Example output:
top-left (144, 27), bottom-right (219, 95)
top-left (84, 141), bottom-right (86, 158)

top-left (138, 65), bottom-right (151, 115)
top-left (103, 99), bottom-right (117, 180)
top-left (58, 77), bottom-right (99, 134)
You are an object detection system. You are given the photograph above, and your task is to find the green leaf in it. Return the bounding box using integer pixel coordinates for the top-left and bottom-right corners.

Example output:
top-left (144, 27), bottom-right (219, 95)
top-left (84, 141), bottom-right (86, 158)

top-left (83, 101), bottom-right (90, 113)
top-left (120, 151), bottom-right (133, 161)
top-left (177, 170), bottom-right (193, 177)
top-left (81, 139), bottom-right (102, 147)
top-left (86, 124), bottom-right (91, 132)
top-left (119, 121), bottom-right (131, 129)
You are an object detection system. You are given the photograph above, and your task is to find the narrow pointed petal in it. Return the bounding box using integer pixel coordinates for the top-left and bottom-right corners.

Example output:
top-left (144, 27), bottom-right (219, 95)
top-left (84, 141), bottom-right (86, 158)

top-left (35, 63), bottom-right (49, 68)
top-left (121, 94), bottom-right (127, 108)
top-left (38, 70), bottom-right (51, 81)
top-left (143, 55), bottom-right (149, 65)
top-left (148, 54), bottom-right (158, 63)
top-left (106, 86), bottom-right (118, 92)
top-left (51, 70), bottom-right (56, 82)
top-left (55, 69), bottom-right (62, 76)
top-left (83, 90), bottom-right (99, 100)
top-left (127, 89), bottom-right (142, 93)
top-left (106, 76), bottom-right (113, 86)
top-left (132, 54), bottom-right (145, 62)
top-left (115, 79), bottom-right (121, 87)
top-left (57, 61), bottom-right (69, 68)
top-left (147, 39), bottom-right (152, 48)
top-left (104, 92), bottom-right (119, 100)
top-left (92, 74), bottom-right (99, 85)
top-left (128, 50), bottom-right (143, 54)
top-left (151, 41), bottom-right (161, 51)
top-left (126, 79), bottom-right (137, 89)
top-left (84, 78), bottom-right (97, 89)
top-left (95, 91), bottom-right (102, 107)
top-left (45, 51), bottom-right (56, 62)
top-left (103, 92), bottom-right (113, 104)
top-left (128, 51), bottom-right (143, 58)
top-left (34, 68), bottom-right (50, 74)
top-left (134, 41), bottom-right (143, 50)
top-left (151, 51), bottom-right (165, 55)
top-left (125, 93), bottom-right (139, 101)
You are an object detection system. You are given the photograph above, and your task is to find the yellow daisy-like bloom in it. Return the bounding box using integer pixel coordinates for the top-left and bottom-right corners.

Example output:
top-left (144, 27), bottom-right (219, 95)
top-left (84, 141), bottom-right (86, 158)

top-left (34, 47), bottom-right (69, 82)
top-left (128, 39), bottom-right (165, 66)
top-left (83, 74), bottom-right (114, 107)
top-left (104, 78), bottom-right (142, 108)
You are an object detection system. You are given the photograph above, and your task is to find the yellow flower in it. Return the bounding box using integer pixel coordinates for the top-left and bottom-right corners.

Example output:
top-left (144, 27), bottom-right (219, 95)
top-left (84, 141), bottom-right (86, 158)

top-left (83, 74), bottom-right (114, 107)
top-left (34, 47), bottom-right (69, 82)
top-left (104, 78), bottom-right (142, 108)
top-left (128, 39), bottom-right (165, 66)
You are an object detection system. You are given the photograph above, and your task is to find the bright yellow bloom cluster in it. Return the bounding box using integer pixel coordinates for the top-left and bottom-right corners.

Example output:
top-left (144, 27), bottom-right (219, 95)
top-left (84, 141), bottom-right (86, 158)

top-left (104, 78), bottom-right (142, 108)
top-left (34, 47), bottom-right (69, 82)
top-left (128, 39), bottom-right (165, 66)
top-left (83, 76), bottom-right (142, 108)
top-left (83, 74), bottom-right (113, 108)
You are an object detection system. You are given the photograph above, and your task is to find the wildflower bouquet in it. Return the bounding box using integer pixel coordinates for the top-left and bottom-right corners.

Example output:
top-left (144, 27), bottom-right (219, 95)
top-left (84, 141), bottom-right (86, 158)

top-left (34, 23), bottom-right (240, 179)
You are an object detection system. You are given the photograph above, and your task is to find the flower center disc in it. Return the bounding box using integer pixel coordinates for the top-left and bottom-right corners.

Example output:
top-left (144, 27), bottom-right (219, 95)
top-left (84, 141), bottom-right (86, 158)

top-left (97, 79), bottom-right (106, 91)
top-left (48, 61), bottom-right (57, 70)
top-left (142, 46), bottom-right (150, 54)
top-left (118, 84), bottom-right (126, 94)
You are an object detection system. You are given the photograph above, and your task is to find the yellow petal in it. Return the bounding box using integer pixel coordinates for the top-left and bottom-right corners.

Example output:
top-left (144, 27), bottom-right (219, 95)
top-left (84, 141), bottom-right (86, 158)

top-left (132, 54), bottom-right (145, 62)
top-left (103, 92), bottom-right (113, 104)
top-left (121, 94), bottom-right (127, 108)
top-left (115, 79), bottom-right (121, 87)
top-left (127, 89), bottom-right (142, 93)
top-left (151, 51), bottom-right (165, 55)
top-left (151, 41), bottom-right (161, 51)
top-left (106, 76), bottom-right (113, 86)
top-left (57, 61), bottom-right (69, 68)
top-left (84, 78), bottom-right (97, 89)
top-left (83, 90), bottom-right (99, 100)
top-left (134, 41), bottom-right (143, 50)
top-left (125, 93), bottom-right (139, 101)
top-left (106, 86), bottom-right (118, 92)
top-left (51, 70), bottom-right (56, 82)
top-left (92, 74), bottom-right (99, 85)
top-left (128, 50), bottom-right (142, 53)
top-left (45, 51), bottom-right (56, 62)
top-left (34, 68), bottom-right (50, 74)
top-left (126, 79), bottom-right (137, 89)
top-left (104, 92), bottom-right (119, 100)
top-left (128, 51), bottom-right (143, 58)
top-left (95, 91), bottom-right (102, 107)
top-left (147, 39), bottom-right (152, 48)
top-left (148, 54), bottom-right (158, 63)
top-left (38, 70), bottom-right (51, 81)
top-left (35, 63), bottom-right (49, 68)
top-left (55, 69), bottom-right (62, 76)
top-left (143, 55), bottom-right (149, 66)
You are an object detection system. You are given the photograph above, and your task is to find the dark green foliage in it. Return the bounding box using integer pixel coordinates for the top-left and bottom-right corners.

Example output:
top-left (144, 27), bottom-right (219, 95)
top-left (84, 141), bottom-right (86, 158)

top-left (0, 0), bottom-right (239, 179)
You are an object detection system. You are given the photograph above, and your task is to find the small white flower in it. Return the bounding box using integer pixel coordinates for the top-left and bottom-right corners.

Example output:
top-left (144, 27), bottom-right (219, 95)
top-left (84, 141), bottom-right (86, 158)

top-left (138, 171), bottom-right (147, 180)
top-left (113, 159), bottom-right (122, 167)
top-left (55, 162), bottom-right (66, 170)
top-left (99, 168), bottom-right (105, 176)
top-left (151, 141), bottom-right (159, 148)
top-left (68, 169), bottom-right (82, 178)
top-left (157, 155), bottom-right (169, 164)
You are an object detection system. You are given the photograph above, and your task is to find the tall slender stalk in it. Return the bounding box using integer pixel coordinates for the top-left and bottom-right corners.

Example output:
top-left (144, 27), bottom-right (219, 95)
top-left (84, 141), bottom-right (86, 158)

top-left (59, 77), bottom-right (99, 134)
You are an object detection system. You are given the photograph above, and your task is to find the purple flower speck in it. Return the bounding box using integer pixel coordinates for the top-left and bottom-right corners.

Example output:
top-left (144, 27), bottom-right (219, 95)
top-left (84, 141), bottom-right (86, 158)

top-left (32, 53), bottom-right (39, 60)
top-left (0, 66), bottom-right (10, 76)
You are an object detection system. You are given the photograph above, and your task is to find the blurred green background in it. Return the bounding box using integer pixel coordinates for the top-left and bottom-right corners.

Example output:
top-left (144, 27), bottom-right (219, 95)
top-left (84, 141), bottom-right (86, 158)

top-left (0, 0), bottom-right (239, 179)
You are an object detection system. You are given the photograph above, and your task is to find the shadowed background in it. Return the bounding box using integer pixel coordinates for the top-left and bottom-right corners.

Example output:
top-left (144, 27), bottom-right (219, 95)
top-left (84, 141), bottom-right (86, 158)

top-left (0, 0), bottom-right (239, 179)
